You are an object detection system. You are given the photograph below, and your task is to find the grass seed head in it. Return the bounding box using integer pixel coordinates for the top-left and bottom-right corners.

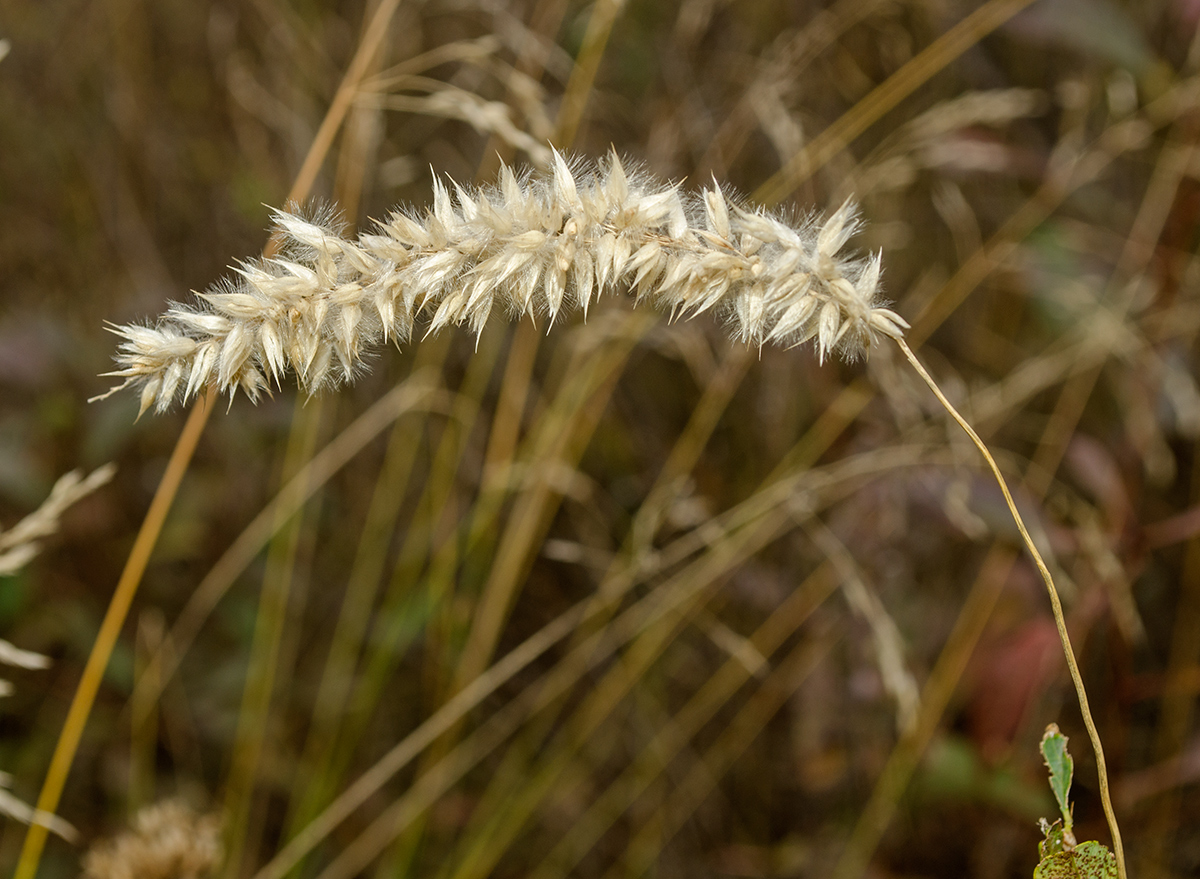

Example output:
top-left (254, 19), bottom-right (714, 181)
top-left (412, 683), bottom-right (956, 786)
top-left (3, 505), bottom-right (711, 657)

top-left (97, 151), bottom-right (907, 415)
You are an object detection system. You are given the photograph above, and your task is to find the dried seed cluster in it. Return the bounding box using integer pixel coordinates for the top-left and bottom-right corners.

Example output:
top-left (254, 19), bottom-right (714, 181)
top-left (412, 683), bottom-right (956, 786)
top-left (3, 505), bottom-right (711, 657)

top-left (81, 800), bottom-right (221, 879)
top-left (98, 151), bottom-right (907, 415)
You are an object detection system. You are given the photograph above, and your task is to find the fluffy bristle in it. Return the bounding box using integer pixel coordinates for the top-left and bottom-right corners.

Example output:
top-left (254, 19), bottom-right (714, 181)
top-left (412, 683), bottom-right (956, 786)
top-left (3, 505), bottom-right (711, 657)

top-left (96, 150), bottom-right (907, 415)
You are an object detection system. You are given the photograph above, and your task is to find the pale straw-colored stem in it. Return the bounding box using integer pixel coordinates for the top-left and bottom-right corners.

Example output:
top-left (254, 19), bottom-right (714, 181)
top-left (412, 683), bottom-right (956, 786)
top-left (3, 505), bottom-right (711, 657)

top-left (895, 337), bottom-right (1125, 879)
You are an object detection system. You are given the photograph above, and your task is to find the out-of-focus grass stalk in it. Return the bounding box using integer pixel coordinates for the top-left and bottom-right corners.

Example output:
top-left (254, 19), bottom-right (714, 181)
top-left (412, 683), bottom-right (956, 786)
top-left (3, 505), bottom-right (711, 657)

top-left (434, 343), bottom-right (755, 874)
top-left (555, 0), bottom-right (627, 147)
top-left (897, 338), bottom-right (1125, 879)
top-left (231, 5), bottom-right (394, 870)
top-left (754, 0), bottom-right (1040, 206)
top-left (222, 396), bottom-right (326, 879)
top-left (15, 0), bottom-right (412, 870)
top-left (285, 0), bottom-right (405, 215)
top-left (613, 628), bottom-right (839, 879)
top-left (523, 563), bottom-right (839, 879)
top-left (257, 438), bottom-right (932, 879)
top-left (14, 388), bottom-right (214, 879)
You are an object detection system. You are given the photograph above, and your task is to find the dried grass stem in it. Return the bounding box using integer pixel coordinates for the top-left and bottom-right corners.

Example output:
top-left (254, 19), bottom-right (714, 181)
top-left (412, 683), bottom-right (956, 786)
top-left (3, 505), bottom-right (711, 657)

top-left (897, 338), bottom-right (1126, 879)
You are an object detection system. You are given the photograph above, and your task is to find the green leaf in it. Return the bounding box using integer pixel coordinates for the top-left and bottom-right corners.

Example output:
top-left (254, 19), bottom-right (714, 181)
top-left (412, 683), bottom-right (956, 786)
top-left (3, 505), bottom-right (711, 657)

top-left (1040, 724), bottom-right (1074, 831)
top-left (1039, 820), bottom-right (1067, 858)
top-left (1034, 842), bottom-right (1118, 879)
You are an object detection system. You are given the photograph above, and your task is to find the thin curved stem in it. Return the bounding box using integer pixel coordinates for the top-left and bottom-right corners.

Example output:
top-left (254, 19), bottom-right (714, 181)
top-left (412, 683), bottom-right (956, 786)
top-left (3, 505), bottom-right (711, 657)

top-left (895, 337), bottom-right (1125, 879)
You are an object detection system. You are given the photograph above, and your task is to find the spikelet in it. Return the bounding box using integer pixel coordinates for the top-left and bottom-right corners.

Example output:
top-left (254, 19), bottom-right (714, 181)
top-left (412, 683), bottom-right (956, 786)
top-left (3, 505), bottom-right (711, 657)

top-left (96, 150), bottom-right (908, 416)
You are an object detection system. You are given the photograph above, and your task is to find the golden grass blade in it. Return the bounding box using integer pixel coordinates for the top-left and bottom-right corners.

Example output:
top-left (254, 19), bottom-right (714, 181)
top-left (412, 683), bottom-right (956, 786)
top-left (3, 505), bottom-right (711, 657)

top-left (555, 0), bottom-right (628, 146)
top-left (285, 0), bottom-right (405, 209)
top-left (14, 388), bottom-right (214, 879)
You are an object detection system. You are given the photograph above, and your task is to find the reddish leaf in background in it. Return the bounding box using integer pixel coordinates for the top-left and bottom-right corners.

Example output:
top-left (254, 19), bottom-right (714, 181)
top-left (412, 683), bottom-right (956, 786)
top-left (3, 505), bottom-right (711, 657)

top-left (967, 617), bottom-right (1064, 761)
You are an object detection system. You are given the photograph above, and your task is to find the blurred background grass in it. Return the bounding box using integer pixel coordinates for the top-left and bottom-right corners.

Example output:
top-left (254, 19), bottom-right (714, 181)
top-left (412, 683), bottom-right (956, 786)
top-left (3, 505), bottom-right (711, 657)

top-left (2, 0), bottom-right (1200, 877)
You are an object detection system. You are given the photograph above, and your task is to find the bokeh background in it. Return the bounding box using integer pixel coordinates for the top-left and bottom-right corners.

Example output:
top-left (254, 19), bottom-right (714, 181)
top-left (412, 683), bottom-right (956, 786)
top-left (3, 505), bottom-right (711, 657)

top-left (2, 0), bottom-right (1200, 877)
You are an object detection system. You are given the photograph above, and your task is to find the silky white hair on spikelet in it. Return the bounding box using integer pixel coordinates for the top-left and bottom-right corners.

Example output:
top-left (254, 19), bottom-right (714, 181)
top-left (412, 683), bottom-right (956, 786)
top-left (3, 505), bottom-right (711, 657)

top-left (96, 149), bottom-right (907, 416)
